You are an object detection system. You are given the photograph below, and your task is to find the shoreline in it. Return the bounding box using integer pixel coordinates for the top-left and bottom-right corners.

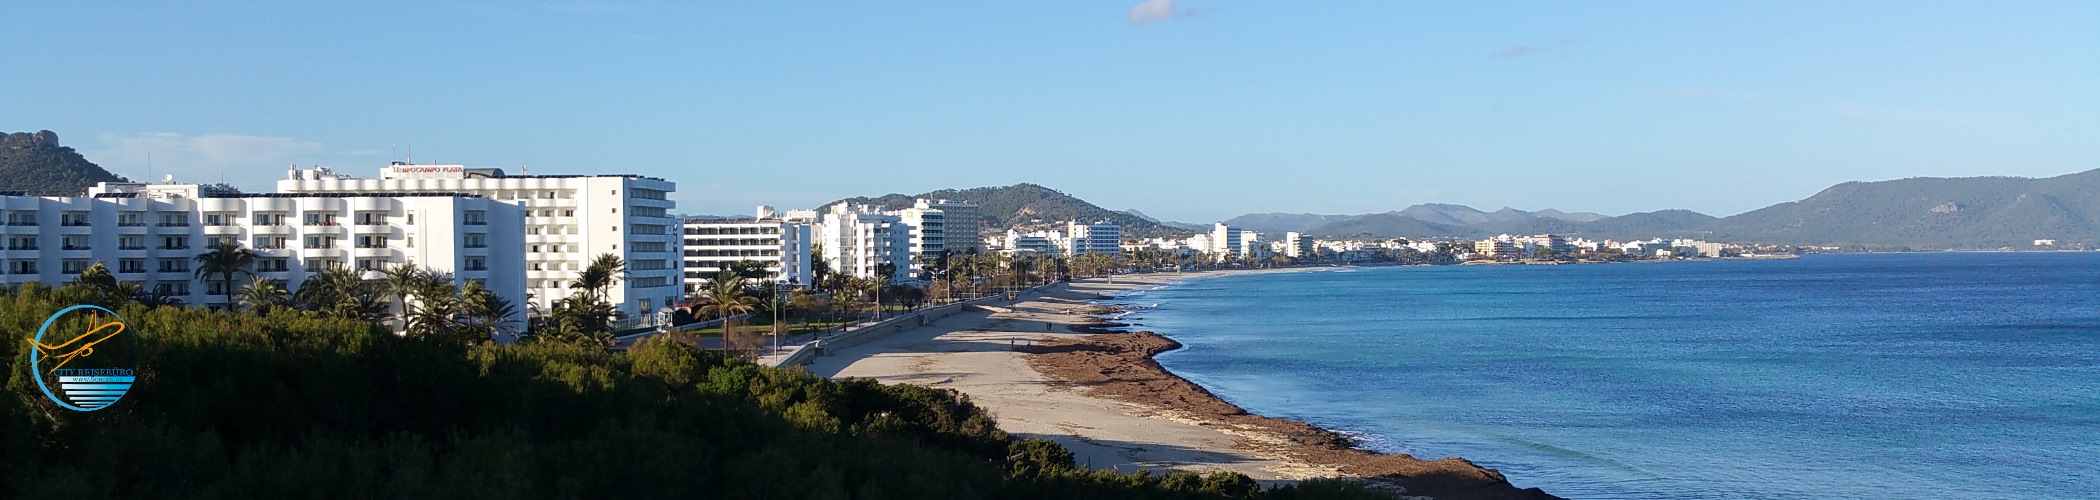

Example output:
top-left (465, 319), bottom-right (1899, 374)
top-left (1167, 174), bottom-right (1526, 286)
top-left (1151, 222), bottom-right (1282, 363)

top-left (800, 267), bottom-right (1559, 499)
top-left (1030, 279), bottom-right (1560, 500)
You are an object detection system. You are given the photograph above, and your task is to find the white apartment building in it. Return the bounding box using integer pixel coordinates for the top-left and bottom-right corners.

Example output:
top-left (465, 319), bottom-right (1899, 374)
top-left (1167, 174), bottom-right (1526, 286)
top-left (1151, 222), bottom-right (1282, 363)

top-left (277, 164), bottom-right (679, 318)
top-left (1065, 221), bottom-right (1122, 256)
top-left (681, 208), bottom-right (813, 290)
top-left (1238, 230), bottom-right (1263, 256)
top-left (0, 181), bottom-right (525, 326)
top-left (816, 204), bottom-right (912, 282)
top-left (1283, 232), bottom-right (1315, 258)
top-left (1210, 223), bottom-right (1242, 255)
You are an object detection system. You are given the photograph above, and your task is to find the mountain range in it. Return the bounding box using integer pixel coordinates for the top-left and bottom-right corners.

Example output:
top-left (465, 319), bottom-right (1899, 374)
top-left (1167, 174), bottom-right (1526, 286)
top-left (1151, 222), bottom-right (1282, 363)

top-left (822, 183), bottom-right (1193, 239)
top-left (1214, 169), bottom-right (2099, 248)
top-left (3, 128), bottom-right (2090, 249)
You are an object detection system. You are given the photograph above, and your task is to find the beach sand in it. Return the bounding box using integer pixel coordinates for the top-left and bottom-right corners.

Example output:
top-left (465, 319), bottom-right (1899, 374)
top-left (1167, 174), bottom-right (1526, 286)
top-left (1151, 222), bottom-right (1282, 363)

top-left (802, 269), bottom-right (1557, 500)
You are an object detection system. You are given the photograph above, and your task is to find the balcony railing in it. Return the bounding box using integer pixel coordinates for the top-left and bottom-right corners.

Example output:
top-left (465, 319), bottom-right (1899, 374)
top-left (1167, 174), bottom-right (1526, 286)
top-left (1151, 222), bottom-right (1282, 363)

top-left (8, 221), bottom-right (39, 226)
top-left (7, 245), bottom-right (39, 251)
top-left (118, 244), bottom-right (146, 250)
top-left (157, 222), bottom-right (190, 227)
top-left (61, 221), bottom-right (91, 227)
top-left (305, 221), bottom-right (339, 227)
top-left (354, 244), bottom-right (388, 249)
top-left (62, 244), bottom-right (91, 251)
top-left (158, 245), bottom-right (190, 250)
top-left (10, 269), bottom-right (39, 275)
top-left (117, 221), bottom-right (146, 227)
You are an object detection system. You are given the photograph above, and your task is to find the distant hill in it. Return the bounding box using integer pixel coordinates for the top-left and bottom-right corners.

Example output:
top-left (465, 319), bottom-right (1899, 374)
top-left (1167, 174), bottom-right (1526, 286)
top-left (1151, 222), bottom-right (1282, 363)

top-left (0, 130), bottom-right (127, 195)
top-left (1221, 213), bottom-right (1362, 235)
top-left (1306, 213), bottom-right (1482, 239)
top-left (1704, 169), bottom-right (2100, 248)
top-left (1226, 204), bottom-right (1612, 238)
top-left (1294, 169), bottom-right (2100, 248)
top-left (824, 183), bottom-right (1194, 239)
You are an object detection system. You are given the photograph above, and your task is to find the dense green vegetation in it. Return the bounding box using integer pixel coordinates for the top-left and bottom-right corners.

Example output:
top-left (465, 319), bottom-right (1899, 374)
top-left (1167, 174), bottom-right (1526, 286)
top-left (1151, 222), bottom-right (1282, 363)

top-left (825, 183), bottom-right (1193, 238)
top-left (1, 283), bottom-right (1386, 499)
top-left (0, 130), bottom-right (128, 196)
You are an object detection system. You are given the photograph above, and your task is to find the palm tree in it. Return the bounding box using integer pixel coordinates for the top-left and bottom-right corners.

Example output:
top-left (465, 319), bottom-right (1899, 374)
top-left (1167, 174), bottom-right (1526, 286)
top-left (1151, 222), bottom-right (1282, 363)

top-left (697, 274), bottom-right (759, 353)
top-left (571, 253), bottom-right (627, 300)
top-left (235, 276), bottom-right (289, 313)
top-left (379, 262), bottom-right (424, 330)
top-left (459, 279), bottom-right (520, 342)
top-left (72, 262), bottom-right (124, 304)
top-left (195, 240), bottom-right (257, 309)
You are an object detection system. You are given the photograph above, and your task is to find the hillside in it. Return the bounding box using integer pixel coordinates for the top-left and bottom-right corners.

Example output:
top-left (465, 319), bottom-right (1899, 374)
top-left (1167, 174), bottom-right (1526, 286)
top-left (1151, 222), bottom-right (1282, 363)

top-left (1222, 213), bottom-right (1362, 235)
top-left (0, 130), bottom-right (127, 195)
top-left (826, 183), bottom-right (1194, 238)
top-left (1232, 205), bottom-right (1611, 238)
top-left (1308, 213), bottom-right (1482, 239)
top-left (1704, 169), bottom-right (2100, 248)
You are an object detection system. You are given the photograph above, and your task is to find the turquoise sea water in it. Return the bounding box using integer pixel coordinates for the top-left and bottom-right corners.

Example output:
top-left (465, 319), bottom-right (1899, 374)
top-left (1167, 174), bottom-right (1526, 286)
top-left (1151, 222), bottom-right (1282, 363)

top-left (1112, 253), bottom-right (2100, 499)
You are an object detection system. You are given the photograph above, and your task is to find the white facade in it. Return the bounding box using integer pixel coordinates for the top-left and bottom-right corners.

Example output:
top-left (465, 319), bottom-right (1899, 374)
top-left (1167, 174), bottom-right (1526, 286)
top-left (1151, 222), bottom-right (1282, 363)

top-left (1210, 223), bottom-right (1242, 255)
top-left (1065, 221), bottom-right (1122, 255)
top-left (0, 182), bottom-right (525, 326)
top-left (816, 204), bottom-right (912, 282)
top-left (1284, 232), bottom-right (1316, 258)
top-left (682, 211), bottom-right (813, 290)
top-left (276, 164), bottom-right (680, 318)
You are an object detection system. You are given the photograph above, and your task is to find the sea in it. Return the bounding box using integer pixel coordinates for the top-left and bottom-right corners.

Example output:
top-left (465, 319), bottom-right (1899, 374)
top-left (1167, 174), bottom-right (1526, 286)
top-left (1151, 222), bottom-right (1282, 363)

top-left (1106, 252), bottom-right (2100, 500)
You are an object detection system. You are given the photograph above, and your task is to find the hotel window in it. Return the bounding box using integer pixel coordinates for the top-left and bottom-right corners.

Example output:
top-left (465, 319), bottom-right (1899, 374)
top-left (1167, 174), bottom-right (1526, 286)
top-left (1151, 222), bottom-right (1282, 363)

top-left (207, 236), bottom-right (235, 248)
top-left (562, 209), bottom-right (574, 217)
top-left (307, 236), bottom-right (336, 248)
top-left (60, 212), bottom-right (90, 226)
top-left (356, 235), bottom-right (388, 249)
top-left (405, 213), bottom-right (414, 225)
top-left (208, 281), bottom-right (228, 296)
top-left (62, 236), bottom-right (90, 250)
top-left (256, 236), bottom-right (286, 249)
top-left (463, 211), bottom-right (487, 225)
top-left (157, 259), bottom-right (188, 273)
top-left (254, 212), bottom-right (287, 226)
top-left (9, 261), bottom-right (35, 274)
top-left (62, 260), bottom-right (89, 274)
top-left (160, 236), bottom-right (188, 250)
top-left (119, 236), bottom-right (145, 250)
top-left (155, 282), bottom-right (189, 296)
top-left (158, 213), bottom-right (189, 227)
top-left (258, 258), bottom-right (288, 272)
top-left (118, 212), bottom-right (145, 226)
top-left (119, 259), bottom-right (145, 274)
top-left (464, 233), bottom-right (487, 248)
top-left (464, 257), bottom-right (487, 271)
top-left (405, 235), bottom-right (414, 248)
top-left (356, 259), bottom-right (383, 271)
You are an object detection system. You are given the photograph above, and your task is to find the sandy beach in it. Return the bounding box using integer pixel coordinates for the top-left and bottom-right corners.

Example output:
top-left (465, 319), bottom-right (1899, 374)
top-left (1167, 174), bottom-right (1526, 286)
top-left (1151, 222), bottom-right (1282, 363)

top-left (802, 268), bottom-right (1556, 500)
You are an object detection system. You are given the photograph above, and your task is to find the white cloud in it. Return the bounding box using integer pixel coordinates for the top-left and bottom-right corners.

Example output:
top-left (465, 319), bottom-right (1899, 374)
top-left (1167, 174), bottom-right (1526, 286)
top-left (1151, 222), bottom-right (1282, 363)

top-left (1129, 0), bottom-right (1191, 25)
top-left (80, 133), bottom-right (374, 191)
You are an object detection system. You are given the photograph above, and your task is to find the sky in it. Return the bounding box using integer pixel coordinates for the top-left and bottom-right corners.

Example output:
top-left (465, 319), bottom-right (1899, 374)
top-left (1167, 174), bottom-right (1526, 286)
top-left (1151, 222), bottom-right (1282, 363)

top-left (4, 1), bottom-right (2096, 222)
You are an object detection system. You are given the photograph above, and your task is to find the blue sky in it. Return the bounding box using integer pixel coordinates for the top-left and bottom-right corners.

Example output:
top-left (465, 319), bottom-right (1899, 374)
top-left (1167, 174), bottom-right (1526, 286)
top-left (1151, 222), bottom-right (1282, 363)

top-left (5, 1), bottom-right (2095, 221)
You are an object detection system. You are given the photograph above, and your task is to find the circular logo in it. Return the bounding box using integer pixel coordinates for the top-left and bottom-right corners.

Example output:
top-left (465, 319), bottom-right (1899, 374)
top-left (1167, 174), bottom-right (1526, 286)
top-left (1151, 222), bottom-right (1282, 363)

top-left (28, 305), bottom-right (137, 411)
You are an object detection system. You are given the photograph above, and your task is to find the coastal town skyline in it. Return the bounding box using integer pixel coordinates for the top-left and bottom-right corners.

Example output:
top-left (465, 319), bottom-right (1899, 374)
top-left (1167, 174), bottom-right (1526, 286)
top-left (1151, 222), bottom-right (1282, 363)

top-left (6, 2), bottom-right (2097, 222)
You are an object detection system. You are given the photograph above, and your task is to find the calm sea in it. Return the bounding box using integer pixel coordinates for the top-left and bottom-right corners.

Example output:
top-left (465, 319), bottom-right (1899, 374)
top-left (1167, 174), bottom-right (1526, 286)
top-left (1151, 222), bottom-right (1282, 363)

top-left (1113, 253), bottom-right (2100, 499)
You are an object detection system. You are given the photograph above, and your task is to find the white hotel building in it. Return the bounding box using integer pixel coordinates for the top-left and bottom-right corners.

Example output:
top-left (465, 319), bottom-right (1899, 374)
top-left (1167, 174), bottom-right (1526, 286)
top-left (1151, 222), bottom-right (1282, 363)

top-left (277, 164), bottom-right (680, 318)
top-left (815, 204), bottom-right (913, 281)
top-left (681, 206), bottom-right (813, 290)
top-left (0, 181), bottom-right (525, 324)
top-left (1065, 221), bottom-right (1121, 255)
